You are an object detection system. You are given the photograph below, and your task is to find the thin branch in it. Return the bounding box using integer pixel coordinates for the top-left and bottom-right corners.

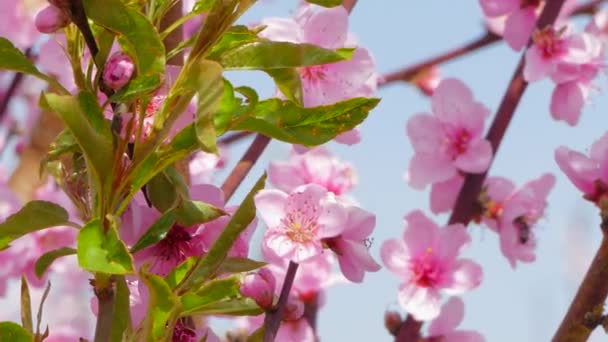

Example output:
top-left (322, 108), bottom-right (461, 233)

top-left (395, 316), bottom-right (423, 342)
top-left (69, 0), bottom-right (99, 57)
top-left (0, 49), bottom-right (30, 121)
top-left (263, 262), bottom-right (299, 342)
top-left (218, 131), bottom-right (253, 145)
top-left (220, 133), bottom-right (271, 202)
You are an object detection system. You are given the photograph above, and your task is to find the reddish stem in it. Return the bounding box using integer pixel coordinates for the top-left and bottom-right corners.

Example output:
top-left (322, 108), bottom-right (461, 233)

top-left (395, 316), bottom-right (423, 342)
top-left (263, 262), bottom-right (299, 342)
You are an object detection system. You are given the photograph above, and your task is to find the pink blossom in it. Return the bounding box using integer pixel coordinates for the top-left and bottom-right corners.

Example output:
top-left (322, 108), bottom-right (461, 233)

top-left (555, 133), bottom-right (608, 204)
top-left (103, 52), bottom-right (135, 90)
top-left (381, 211), bottom-right (482, 320)
top-left (406, 78), bottom-right (492, 190)
top-left (255, 184), bottom-right (347, 263)
top-left (269, 147), bottom-right (357, 196)
top-left (259, 3), bottom-right (377, 144)
top-left (430, 174), bottom-right (465, 214)
top-left (483, 174), bottom-right (555, 267)
top-left (0, 1), bottom-right (40, 50)
top-left (322, 204), bottom-right (381, 283)
top-left (426, 297), bottom-right (485, 342)
top-left (34, 5), bottom-right (70, 34)
top-left (240, 268), bottom-right (276, 309)
top-left (550, 81), bottom-right (593, 126)
top-left (479, 0), bottom-right (541, 51)
top-left (189, 148), bottom-right (227, 185)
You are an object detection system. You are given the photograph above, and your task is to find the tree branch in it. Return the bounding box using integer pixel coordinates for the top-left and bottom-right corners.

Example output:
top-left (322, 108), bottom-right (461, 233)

top-left (263, 262), bottom-right (299, 342)
top-left (395, 315), bottom-right (423, 342)
top-left (92, 276), bottom-right (115, 342)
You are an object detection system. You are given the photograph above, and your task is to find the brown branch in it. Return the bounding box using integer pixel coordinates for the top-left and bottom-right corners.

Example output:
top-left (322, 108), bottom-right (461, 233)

top-left (218, 131), bottom-right (253, 145)
top-left (220, 133), bottom-right (271, 202)
top-left (553, 234), bottom-right (608, 341)
top-left (395, 316), bottom-right (423, 342)
top-left (0, 49), bottom-right (31, 121)
top-left (69, 0), bottom-right (99, 57)
top-left (161, 0), bottom-right (185, 66)
top-left (263, 261), bottom-right (299, 342)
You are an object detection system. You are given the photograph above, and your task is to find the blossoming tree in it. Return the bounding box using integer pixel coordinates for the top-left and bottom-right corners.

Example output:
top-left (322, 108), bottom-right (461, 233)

top-left (0, 0), bottom-right (607, 341)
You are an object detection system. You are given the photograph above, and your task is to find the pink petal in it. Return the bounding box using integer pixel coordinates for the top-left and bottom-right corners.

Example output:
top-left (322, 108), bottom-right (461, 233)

top-left (381, 239), bottom-right (409, 276)
top-left (335, 239), bottom-right (381, 283)
top-left (431, 79), bottom-right (474, 123)
top-left (442, 259), bottom-right (483, 295)
top-left (259, 17), bottom-right (303, 43)
top-left (428, 297), bottom-right (465, 336)
top-left (443, 331), bottom-right (486, 342)
top-left (550, 82), bottom-right (587, 126)
top-left (591, 133), bottom-right (608, 179)
top-left (403, 211), bottom-right (440, 256)
top-left (254, 189), bottom-right (288, 228)
top-left (397, 284), bottom-right (441, 321)
top-left (430, 175), bottom-right (465, 214)
top-left (268, 161), bottom-right (305, 193)
top-left (190, 183), bottom-right (225, 207)
top-left (406, 114), bottom-right (443, 154)
top-left (479, 0), bottom-right (519, 17)
top-left (555, 146), bottom-right (599, 194)
top-left (317, 200), bottom-right (348, 238)
top-left (485, 176), bottom-right (515, 203)
top-left (407, 153), bottom-right (457, 190)
top-left (264, 230), bottom-right (321, 262)
top-left (504, 8), bottom-right (536, 51)
top-left (453, 140), bottom-right (493, 173)
top-left (342, 205), bottom-right (375, 239)
top-left (301, 5), bottom-right (348, 49)
top-left (438, 224), bottom-right (471, 262)
top-left (334, 128), bottom-right (361, 145)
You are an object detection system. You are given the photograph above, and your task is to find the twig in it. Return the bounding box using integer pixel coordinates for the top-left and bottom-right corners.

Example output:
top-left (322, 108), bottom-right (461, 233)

top-left (220, 133), bottom-right (271, 202)
top-left (218, 131), bottom-right (253, 145)
top-left (395, 316), bottom-right (423, 342)
top-left (0, 49), bottom-right (31, 121)
top-left (68, 0), bottom-right (99, 57)
top-left (263, 262), bottom-right (299, 342)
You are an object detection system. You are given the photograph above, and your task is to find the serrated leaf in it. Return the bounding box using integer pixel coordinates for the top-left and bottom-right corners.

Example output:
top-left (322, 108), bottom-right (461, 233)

top-left (130, 211), bottom-right (177, 254)
top-left (34, 247), bottom-right (77, 278)
top-left (180, 276), bottom-right (241, 315)
top-left (305, 0), bottom-right (343, 7)
top-left (140, 268), bottom-right (178, 341)
top-left (231, 97), bottom-right (380, 146)
top-left (182, 173), bottom-right (266, 287)
top-left (77, 219), bottom-right (134, 274)
top-left (0, 201), bottom-right (69, 250)
top-left (216, 257), bottom-right (266, 275)
top-left (0, 322), bottom-right (33, 341)
top-left (218, 40), bottom-right (354, 69)
top-left (174, 200), bottom-right (226, 227)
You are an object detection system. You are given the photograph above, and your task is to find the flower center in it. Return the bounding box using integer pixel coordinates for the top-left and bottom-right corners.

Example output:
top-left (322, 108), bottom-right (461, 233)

top-left (282, 211), bottom-right (318, 243)
top-left (584, 180), bottom-right (608, 206)
top-left (446, 128), bottom-right (471, 159)
top-left (487, 201), bottom-right (504, 220)
top-left (532, 27), bottom-right (566, 59)
top-left (300, 66), bottom-right (327, 84)
top-left (410, 248), bottom-right (439, 288)
top-left (155, 225), bottom-right (194, 263)
top-left (520, 0), bottom-right (542, 8)
top-left (172, 318), bottom-right (197, 342)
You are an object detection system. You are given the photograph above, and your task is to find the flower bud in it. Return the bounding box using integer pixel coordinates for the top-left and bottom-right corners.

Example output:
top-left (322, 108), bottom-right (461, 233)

top-left (283, 297), bottom-right (304, 321)
top-left (411, 66), bottom-right (440, 96)
top-left (35, 5), bottom-right (70, 34)
top-left (384, 310), bottom-right (403, 336)
top-left (103, 52), bottom-right (135, 90)
top-left (240, 268), bottom-right (276, 309)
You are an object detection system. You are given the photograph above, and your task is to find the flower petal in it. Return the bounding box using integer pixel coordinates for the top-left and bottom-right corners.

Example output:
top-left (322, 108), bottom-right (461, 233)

top-left (454, 140), bottom-right (493, 173)
top-left (504, 8), bottom-right (536, 51)
top-left (428, 297), bottom-right (465, 336)
top-left (254, 189), bottom-right (288, 228)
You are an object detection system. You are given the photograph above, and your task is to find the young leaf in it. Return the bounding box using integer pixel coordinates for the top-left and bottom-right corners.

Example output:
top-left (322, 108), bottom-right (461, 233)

top-left (0, 322), bottom-right (33, 342)
top-left (263, 68), bottom-right (303, 104)
top-left (20, 276), bottom-right (33, 334)
top-left (110, 276), bottom-right (132, 342)
top-left (165, 257), bottom-right (197, 289)
top-left (147, 172), bottom-right (179, 213)
top-left (216, 257), bottom-right (266, 275)
top-left (231, 97), bottom-right (380, 146)
top-left (0, 201), bottom-right (69, 250)
top-left (305, 0), bottom-right (343, 7)
top-left (217, 40), bottom-right (354, 69)
top-left (181, 173), bottom-right (266, 288)
top-left (174, 200), bottom-right (226, 227)
top-left (130, 211), bottom-right (177, 254)
top-left (214, 79), bottom-right (240, 135)
top-left (34, 247), bottom-right (77, 278)
top-left (181, 298), bottom-right (262, 316)
top-left (180, 276), bottom-right (241, 315)
top-left (140, 268), bottom-right (179, 341)
top-left (207, 25), bottom-right (259, 59)
top-left (77, 219), bottom-right (135, 274)
top-left (194, 60), bottom-right (224, 153)
top-left (0, 38), bottom-right (57, 88)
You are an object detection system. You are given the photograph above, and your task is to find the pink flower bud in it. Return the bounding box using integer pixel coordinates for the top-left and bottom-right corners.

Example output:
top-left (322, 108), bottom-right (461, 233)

top-left (35, 5), bottom-right (70, 34)
top-left (283, 297), bottom-right (304, 321)
top-left (103, 52), bottom-right (135, 90)
top-left (240, 268), bottom-right (276, 309)
top-left (384, 310), bottom-right (403, 336)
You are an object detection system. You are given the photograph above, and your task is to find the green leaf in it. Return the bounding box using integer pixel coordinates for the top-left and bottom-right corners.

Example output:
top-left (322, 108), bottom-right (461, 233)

top-left (83, 0), bottom-right (165, 97)
top-left (34, 247), bottom-right (77, 278)
top-left (109, 74), bottom-right (163, 103)
top-left (42, 92), bottom-right (113, 200)
top-left (174, 200), bottom-right (226, 227)
top-left (45, 129), bottom-right (79, 162)
top-left (193, 0), bottom-right (215, 13)
top-left (218, 40), bottom-right (354, 69)
top-left (180, 276), bottom-right (241, 315)
top-left (20, 276), bottom-right (33, 334)
top-left (247, 327), bottom-right (265, 342)
top-left (232, 97), bottom-right (380, 146)
top-left (130, 211), bottom-right (176, 254)
top-left (0, 322), bottom-right (33, 342)
top-left (216, 257), bottom-right (266, 275)
top-left (181, 173), bottom-right (266, 288)
top-left (0, 38), bottom-right (45, 78)
top-left (147, 172), bottom-right (179, 213)
top-left (140, 268), bottom-right (179, 341)
top-left (0, 201), bottom-right (69, 250)
top-left (214, 79), bottom-right (240, 135)
top-left (194, 60), bottom-right (224, 153)
top-left (207, 25), bottom-right (259, 59)
top-left (165, 257), bottom-right (197, 289)
top-left (181, 297), bottom-right (262, 316)
top-left (110, 276), bottom-right (131, 342)
top-left (305, 0), bottom-right (343, 7)
top-left (264, 68), bottom-right (303, 104)
top-left (77, 219), bottom-right (134, 274)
